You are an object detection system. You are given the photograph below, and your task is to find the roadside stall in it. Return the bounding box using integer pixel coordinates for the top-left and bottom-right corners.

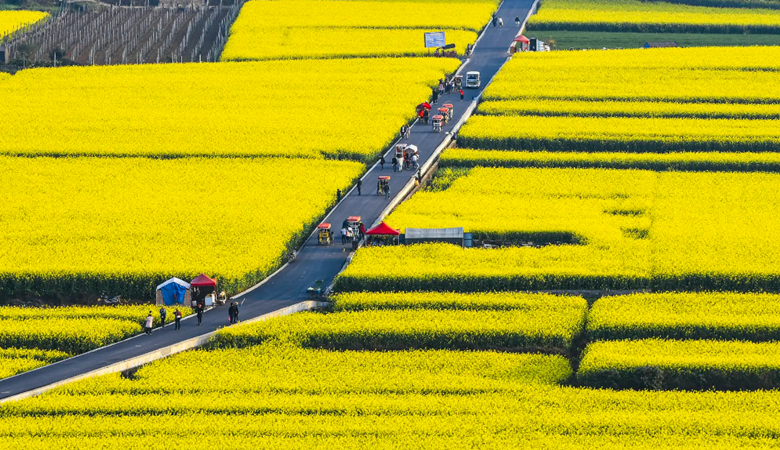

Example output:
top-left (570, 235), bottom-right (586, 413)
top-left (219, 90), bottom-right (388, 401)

top-left (317, 223), bottom-right (333, 245)
top-left (511, 35), bottom-right (530, 53)
top-left (190, 273), bottom-right (218, 306)
top-left (155, 277), bottom-right (191, 306)
top-left (365, 221), bottom-right (401, 246)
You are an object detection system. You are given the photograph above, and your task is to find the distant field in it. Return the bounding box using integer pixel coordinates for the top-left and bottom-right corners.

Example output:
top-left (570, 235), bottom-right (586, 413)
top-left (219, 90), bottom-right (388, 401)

top-left (0, 58), bottom-right (456, 159)
top-left (221, 0), bottom-right (494, 60)
top-left (462, 47), bottom-right (780, 153)
top-left (532, 30), bottom-right (780, 49)
top-left (0, 10), bottom-right (47, 38)
top-left (527, 0), bottom-right (780, 33)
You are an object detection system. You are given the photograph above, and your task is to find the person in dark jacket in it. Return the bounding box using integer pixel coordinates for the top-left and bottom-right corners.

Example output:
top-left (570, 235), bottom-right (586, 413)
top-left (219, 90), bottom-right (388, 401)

top-left (432, 88), bottom-right (439, 104)
top-left (336, 189), bottom-right (341, 203)
top-left (233, 302), bottom-right (240, 323)
top-left (379, 155), bottom-right (385, 170)
top-left (159, 306), bottom-right (167, 329)
top-left (356, 178), bottom-right (362, 195)
top-left (174, 309), bottom-right (182, 330)
top-left (228, 303), bottom-right (235, 324)
top-left (196, 303), bottom-right (204, 325)
top-left (392, 156), bottom-right (398, 172)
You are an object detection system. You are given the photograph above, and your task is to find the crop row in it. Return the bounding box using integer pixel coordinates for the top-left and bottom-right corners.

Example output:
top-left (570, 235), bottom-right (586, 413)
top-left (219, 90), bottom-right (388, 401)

top-left (210, 304), bottom-right (587, 354)
top-left (0, 306), bottom-right (191, 355)
top-left (4, 343), bottom-right (780, 447)
top-left (458, 114), bottom-right (780, 153)
top-left (527, 0), bottom-right (780, 33)
top-left (0, 347), bottom-right (69, 380)
top-left (578, 339), bottom-right (780, 390)
top-left (439, 149), bottom-right (780, 172)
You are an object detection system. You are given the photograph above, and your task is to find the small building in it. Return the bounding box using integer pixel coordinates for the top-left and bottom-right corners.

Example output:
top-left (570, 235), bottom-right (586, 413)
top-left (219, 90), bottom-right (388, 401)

top-left (404, 227), bottom-right (464, 247)
top-left (643, 41), bottom-right (679, 49)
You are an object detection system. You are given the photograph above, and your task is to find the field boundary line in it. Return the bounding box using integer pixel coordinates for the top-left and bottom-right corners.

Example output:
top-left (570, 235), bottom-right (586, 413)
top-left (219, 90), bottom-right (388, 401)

top-left (0, 300), bottom-right (327, 405)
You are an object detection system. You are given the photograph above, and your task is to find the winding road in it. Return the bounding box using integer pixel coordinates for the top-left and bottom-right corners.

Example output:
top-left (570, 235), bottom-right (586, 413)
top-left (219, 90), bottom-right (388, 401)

top-left (0, 0), bottom-right (537, 402)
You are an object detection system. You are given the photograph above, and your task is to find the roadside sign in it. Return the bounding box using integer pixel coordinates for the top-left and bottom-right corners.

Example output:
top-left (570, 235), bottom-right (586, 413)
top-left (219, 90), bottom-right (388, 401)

top-left (424, 32), bottom-right (446, 48)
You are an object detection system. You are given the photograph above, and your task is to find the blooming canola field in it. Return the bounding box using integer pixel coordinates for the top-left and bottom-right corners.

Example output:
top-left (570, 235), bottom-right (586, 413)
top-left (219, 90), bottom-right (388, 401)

top-left (0, 10), bottom-right (47, 38)
top-left (221, 0), bottom-right (496, 61)
top-left (527, 0), bottom-right (780, 33)
top-left (337, 167), bottom-right (780, 292)
top-left (0, 58), bottom-right (457, 159)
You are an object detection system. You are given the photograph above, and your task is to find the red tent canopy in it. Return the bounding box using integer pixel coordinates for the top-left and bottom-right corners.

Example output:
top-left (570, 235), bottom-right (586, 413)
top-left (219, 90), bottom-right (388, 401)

top-left (514, 35), bottom-right (530, 43)
top-left (366, 222), bottom-right (400, 236)
top-left (190, 273), bottom-right (217, 287)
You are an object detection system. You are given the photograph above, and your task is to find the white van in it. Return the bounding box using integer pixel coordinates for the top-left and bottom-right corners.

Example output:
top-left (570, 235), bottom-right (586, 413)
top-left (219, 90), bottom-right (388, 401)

top-left (465, 71), bottom-right (481, 88)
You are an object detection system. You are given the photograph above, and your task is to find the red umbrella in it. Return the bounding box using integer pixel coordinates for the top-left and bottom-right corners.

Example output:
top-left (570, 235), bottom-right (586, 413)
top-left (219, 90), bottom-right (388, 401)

top-left (366, 222), bottom-right (401, 236)
top-left (416, 102), bottom-right (432, 111)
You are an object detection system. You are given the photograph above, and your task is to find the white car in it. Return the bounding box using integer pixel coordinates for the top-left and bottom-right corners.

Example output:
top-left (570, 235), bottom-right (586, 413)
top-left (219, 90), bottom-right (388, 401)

top-left (465, 71), bottom-right (481, 88)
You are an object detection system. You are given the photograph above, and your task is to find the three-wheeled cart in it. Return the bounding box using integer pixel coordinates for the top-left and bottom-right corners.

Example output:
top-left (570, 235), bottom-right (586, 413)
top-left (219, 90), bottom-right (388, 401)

top-left (317, 223), bottom-right (333, 245)
top-left (346, 216), bottom-right (363, 237)
top-left (443, 103), bottom-right (454, 120)
top-left (377, 176), bottom-right (390, 195)
top-left (432, 115), bottom-right (444, 132)
top-left (438, 107), bottom-right (450, 124)
top-left (307, 280), bottom-right (324, 299)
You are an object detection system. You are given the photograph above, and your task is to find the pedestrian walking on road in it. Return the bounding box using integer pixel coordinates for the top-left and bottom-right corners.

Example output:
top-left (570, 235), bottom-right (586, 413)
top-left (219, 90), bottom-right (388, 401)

top-left (379, 155), bottom-right (385, 170)
top-left (341, 227), bottom-right (348, 244)
top-left (423, 108), bottom-right (429, 124)
top-left (431, 87), bottom-right (438, 104)
top-left (384, 183), bottom-right (391, 200)
top-left (196, 303), bottom-right (204, 325)
top-left (515, 16), bottom-right (521, 27)
top-left (336, 189), bottom-right (342, 203)
top-left (233, 302), bottom-right (240, 323)
top-left (228, 303), bottom-right (236, 324)
top-left (392, 156), bottom-right (398, 172)
top-left (357, 178), bottom-right (362, 195)
top-left (412, 153), bottom-right (419, 170)
top-left (159, 306), bottom-right (167, 329)
top-left (359, 222), bottom-right (366, 240)
top-left (492, 14), bottom-right (497, 27)
top-left (145, 313), bottom-right (153, 335)
top-left (498, 17), bottom-right (503, 27)
top-left (174, 309), bottom-right (182, 330)
top-left (459, 89), bottom-right (465, 101)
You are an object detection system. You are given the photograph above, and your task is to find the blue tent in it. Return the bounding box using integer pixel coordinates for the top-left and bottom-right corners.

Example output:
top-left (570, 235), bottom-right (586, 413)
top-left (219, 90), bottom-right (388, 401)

top-left (156, 278), bottom-right (191, 305)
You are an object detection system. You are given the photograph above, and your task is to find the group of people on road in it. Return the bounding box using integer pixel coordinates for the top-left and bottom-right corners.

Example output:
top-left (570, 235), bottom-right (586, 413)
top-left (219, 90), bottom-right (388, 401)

top-left (142, 301), bottom-right (208, 335)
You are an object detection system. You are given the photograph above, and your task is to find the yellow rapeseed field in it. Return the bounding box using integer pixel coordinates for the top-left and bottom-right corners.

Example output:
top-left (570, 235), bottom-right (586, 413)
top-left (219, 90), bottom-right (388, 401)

top-left (578, 339), bottom-right (780, 390)
top-left (0, 156), bottom-right (363, 299)
top-left (0, 58), bottom-right (457, 159)
top-left (528, 0), bottom-right (780, 32)
top-left (0, 347), bottom-right (69, 380)
top-left (336, 167), bottom-right (780, 292)
top-left (221, 0), bottom-right (494, 61)
top-left (6, 343), bottom-right (780, 447)
top-left (0, 10), bottom-right (47, 38)
top-left (463, 47), bottom-right (780, 153)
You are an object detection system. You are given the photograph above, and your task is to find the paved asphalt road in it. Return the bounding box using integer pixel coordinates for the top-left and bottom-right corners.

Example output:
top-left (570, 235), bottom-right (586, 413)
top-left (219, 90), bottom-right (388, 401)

top-left (0, 0), bottom-right (536, 400)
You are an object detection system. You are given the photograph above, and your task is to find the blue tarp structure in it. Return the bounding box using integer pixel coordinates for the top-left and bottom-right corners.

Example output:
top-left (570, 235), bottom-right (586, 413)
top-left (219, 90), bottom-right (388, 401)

top-left (156, 278), bottom-right (191, 306)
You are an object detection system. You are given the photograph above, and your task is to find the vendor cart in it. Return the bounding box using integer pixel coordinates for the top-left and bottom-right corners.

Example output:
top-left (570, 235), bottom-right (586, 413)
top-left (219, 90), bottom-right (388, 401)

top-left (395, 144), bottom-right (406, 162)
top-left (377, 176), bottom-right (390, 195)
top-left (317, 223), bottom-right (333, 245)
top-left (432, 115), bottom-right (444, 132)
